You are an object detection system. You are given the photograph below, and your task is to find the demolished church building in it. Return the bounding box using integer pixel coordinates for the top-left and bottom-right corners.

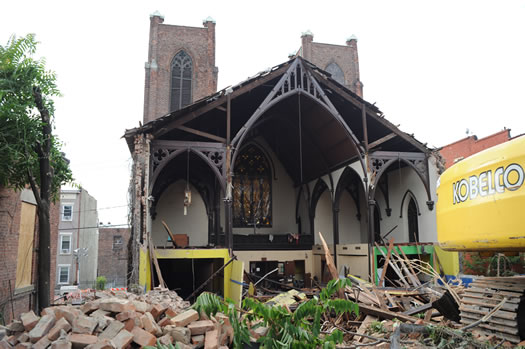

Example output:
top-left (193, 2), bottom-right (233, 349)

top-left (125, 13), bottom-right (445, 300)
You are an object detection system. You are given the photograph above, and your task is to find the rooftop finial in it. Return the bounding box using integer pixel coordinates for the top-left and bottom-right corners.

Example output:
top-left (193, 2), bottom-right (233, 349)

top-left (150, 10), bottom-right (164, 19)
top-left (346, 34), bottom-right (358, 42)
top-left (203, 16), bottom-right (216, 24)
top-left (301, 29), bottom-right (314, 37)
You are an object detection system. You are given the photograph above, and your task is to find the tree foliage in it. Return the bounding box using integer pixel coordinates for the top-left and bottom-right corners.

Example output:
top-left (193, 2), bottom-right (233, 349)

top-left (193, 278), bottom-right (359, 349)
top-left (0, 34), bottom-right (72, 199)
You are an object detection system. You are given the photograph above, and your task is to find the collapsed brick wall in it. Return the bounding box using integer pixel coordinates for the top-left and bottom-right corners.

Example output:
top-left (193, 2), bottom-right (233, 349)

top-left (0, 186), bottom-right (59, 323)
top-left (97, 228), bottom-right (131, 288)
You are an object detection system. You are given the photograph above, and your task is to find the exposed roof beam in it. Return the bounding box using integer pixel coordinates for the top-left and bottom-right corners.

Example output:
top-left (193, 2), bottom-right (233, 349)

top-left (152, 64), bottom-right (290, 138)
top-left (309, 69), bottom-right (429, 153)
top-left (216, 106), bottom-right (227, 112)
top-left (176, 125), bottom-right (226, 143)
top-left (368, 133), bottom-right (396, 150)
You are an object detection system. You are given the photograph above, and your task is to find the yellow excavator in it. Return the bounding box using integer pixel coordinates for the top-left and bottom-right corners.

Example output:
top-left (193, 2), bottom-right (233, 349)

top-left (437, 135), bottom-right (525, 343)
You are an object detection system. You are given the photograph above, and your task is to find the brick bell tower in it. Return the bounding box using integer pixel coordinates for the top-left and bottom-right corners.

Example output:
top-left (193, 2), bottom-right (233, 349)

top-left (143, 12), bottom-right (219, 123)
top-left (299, 31), bottom-right (363, 97)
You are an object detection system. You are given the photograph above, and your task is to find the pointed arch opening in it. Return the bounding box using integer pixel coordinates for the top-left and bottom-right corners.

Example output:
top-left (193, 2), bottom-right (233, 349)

top-left (232, 144), bottom-right (273, 228)
top-left (170, 50), bottom-right (193, 112)
top-left (325, 62), bottom-right (345, 85)
top-left (400, 190), bottom-right (421, 243)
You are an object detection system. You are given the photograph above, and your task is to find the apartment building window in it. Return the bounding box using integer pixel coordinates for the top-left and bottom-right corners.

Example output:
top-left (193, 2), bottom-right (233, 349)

top-left (113, 235), bottom-right (123, 250)
top-left (60, 234), bottom-right (72, 254)
top-left (58, 265), bottom-right (70, 284)
top-left (62, 204), bottom-right (73, 221)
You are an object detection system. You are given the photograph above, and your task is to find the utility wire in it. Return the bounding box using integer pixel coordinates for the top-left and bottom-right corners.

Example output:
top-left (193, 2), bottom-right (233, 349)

top-left (59, 223), bottom-right (129, 231)
top-left (60, 204), bottom-right (128, 214)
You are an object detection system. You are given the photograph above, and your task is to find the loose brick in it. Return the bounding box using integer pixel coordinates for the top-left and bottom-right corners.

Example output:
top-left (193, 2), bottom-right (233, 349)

top-left (20, 312), bottom-right (40, 332)
top-left (171, 310), bottom-right (199, 327)
top-left (40, 308), bottom-right (56, 318)
top-left (114, 312), bottom-right (139, 323)
top-left (33, 336), bottom-right (51, 349)
top-left (130, 302), bottom-right (148, 314)
top-left (191, 335), bottom-right (204, 348)
top-left (109, 330), bottom-right (133, 349)
top-left (187, 320), bottom-right (215, 336)
top-left (6, 336), bottom-right (17, 346)
top-left (150, 304), bottom-right (166, 320)
top-left (214, 313), bottom-right (229, 327)
top-left (157, 335), bottom-right (172, 346)
top-left (157, 317), bottom-right (171, 328)
top-left (204, 330), bottom-right (218, 349)
top-left (164, 308), bottom-right (177, 319)
top-left (15, 335), bottom-right (28, 344)
top-left (72, 317), bottom-right (97, 335)
top-left (69, 334), bottom-right (97, 349)
top-left (29, 315), bottom-right (56, 343)
top-left (7, 321), bottom-right (25, 333)
top-left (14, 343), bottom-right (31, 349)
top-left (140, 313), bottom-right (160, 335)
top-left (55, 308), bottom-right (80, 325)
top-left (98, 321), bottom-right (124, 341)
top-left (0, 340), bottom-right (12, 349)
top-left (88, 310), bottom-right (109, 319)
top-left (79, 302), bottom-right (98, 315)
top-left (98, 299), bottom-right (135, 314)
top-left (168, 327), bottom-right (190, 345)
top-left (50, 339), bottom-right (71, 349)
top-left (83, 339), bottom-right (113, 349)
top-left (48, 318), bottom-right (72, 342)
top-left (131, 327), bottom-right (155, 347)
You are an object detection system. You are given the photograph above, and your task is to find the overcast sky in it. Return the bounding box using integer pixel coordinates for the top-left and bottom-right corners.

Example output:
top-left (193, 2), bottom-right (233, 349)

top-left (2, 1), bottom-right (524, 224)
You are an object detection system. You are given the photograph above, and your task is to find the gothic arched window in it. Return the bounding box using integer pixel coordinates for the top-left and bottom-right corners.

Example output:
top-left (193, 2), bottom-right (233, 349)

top-left (325, 62), bottom-right (345, 85)
top-left (170, 51), bottom-right (192, 112)
top-left (233, 145), bottom-right (272, 228)
top-left (408, 198), bottom-right (419, 242)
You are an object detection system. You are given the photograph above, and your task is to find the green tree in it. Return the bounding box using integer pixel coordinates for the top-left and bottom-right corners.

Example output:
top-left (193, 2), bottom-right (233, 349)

top-left (0, 34), bottom-right (72, 310)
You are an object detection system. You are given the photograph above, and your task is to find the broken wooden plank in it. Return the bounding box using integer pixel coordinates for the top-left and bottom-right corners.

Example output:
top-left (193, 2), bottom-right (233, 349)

top-left (358, 303), bottom-right (427, 324)
top-left (161, 220), bottom-right (177, 247)
top-left (148, 234), bottom-right (167, 288)
top-left (378, 238), bottom-right (394, 287)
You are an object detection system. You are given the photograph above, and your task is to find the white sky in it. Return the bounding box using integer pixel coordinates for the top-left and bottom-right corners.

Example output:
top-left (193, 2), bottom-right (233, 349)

top-left (2, 1), bottom-right (524, 224)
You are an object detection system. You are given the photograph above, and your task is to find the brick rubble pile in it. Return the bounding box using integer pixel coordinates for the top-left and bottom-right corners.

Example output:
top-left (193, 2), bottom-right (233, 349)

top-left (0, 288), bottom-right (233, 349)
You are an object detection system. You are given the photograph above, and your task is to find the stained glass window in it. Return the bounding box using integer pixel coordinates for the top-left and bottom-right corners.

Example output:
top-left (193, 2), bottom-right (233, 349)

top-left (170, 51), bottom-right (192, 112)
top-left (233, 145), bottom-right (272, 227)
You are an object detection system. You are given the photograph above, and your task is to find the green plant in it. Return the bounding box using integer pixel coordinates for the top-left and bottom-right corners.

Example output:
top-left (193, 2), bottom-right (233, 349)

top-left (193, 278), bottom-right (359, 349)
top-left (368, 320), bottom-right (386, 334)
top-left (96, 276), bottom-right (107, 290)
top-left (463, 252), bottom-right (524, 276)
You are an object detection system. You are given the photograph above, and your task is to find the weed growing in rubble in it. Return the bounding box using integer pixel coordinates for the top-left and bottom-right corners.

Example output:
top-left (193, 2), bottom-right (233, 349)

top-left (193, 278), bottom-right (359, 349)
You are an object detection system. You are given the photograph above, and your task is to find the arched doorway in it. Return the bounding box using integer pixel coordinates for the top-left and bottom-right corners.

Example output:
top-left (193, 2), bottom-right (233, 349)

top-left (408, 197), bottom-right (419, 243)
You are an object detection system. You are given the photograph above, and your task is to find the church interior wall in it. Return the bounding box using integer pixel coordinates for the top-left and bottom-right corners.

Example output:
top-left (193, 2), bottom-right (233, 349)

top-left (338, 191), bottom-right (362, 244)
top-left (314, 190), bottom-right (333, 244)
top-left (152, 181), bottom-right (208, 247)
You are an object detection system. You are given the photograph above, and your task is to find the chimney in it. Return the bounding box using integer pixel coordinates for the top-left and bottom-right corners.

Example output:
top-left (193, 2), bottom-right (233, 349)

top-left (300, 30), bottom-right (314, 60)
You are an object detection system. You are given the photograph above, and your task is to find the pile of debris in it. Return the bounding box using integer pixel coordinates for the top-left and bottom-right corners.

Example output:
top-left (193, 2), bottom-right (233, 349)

top-left (0, 288), bottom-right (233, 349)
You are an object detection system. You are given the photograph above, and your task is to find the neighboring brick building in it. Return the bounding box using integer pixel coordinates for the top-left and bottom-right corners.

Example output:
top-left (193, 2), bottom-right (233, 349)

top-left (97, 228), bottom-right (130, 288)
top-left (143, 12), bottom-right (218, 123)
top-left (439, 129), bottom-right (512, 169)
top-left (0, 186), bottom-right (59, 323)
top-left (298, 31), bottom-right (363, 97)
